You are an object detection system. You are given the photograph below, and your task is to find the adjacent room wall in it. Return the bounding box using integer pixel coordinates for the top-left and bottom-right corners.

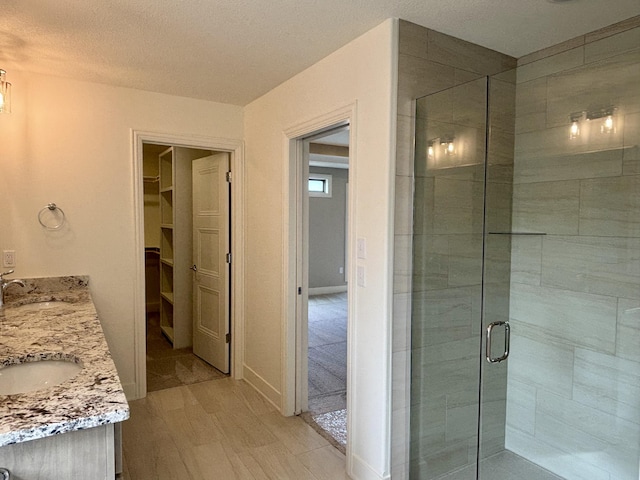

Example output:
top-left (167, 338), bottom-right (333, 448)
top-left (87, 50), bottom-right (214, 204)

top-left (309, 166), bottom-right (348, 291)
top-left (243, 19), bottom-right (396, 480)
top-left (0, 72), bottom-right (243, 396)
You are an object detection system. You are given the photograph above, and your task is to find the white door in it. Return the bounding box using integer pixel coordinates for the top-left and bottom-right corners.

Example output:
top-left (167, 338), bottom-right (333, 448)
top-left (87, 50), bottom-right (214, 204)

top-left (192, 153), bottom-right (230, 373)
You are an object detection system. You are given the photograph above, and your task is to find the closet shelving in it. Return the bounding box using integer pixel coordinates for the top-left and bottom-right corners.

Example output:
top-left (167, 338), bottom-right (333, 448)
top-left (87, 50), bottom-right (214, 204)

top-left (159, 147), bottom-right (175, 343)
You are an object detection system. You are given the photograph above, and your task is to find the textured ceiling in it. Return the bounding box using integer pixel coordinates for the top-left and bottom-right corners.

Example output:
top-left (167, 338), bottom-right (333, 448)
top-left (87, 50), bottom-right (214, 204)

top-left (1, 0), bottom-right (639, 106)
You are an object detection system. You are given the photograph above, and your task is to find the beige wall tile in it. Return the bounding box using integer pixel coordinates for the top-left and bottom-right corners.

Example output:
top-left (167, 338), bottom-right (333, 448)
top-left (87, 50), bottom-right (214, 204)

top-left (489, 78), bottom-right (516, 133)
top-left (396, 114), bottom-right (415, 177)
top-left (506, 427), bottom-right (611, 480)
top-left (585, 27), bottom-right (640, 64)
top-left (580, 175), bottom-right (640, 237)
top-left (512, 180), bottom-right (580, 234)
top-left (546, 49), bottom-right (640, 128)
top-left (413, 177), bottom-right (434, 235)
top-left (514, 148), bottom-right (623, 183)
top-left (506, 333), bottom-right (574, 398)
top-left (393, 292), bottom-right (411, 353)
top-left (515, 112), bottom-right (547, 134)
top-left (510, 235), bottom-right (542, 285)
top-left (623, 112), bottom-right (640, 175)
top-left (510, 283), bottom-right (617, 354)
top-left (433, 178), bottom-right (484, 234)
top-left (427, 29), bottom-right (516, 76)
top-left (412, 234), bottom-right (448, 290)
top-left (541, 235), bottom-right (640, 299)
top-left (505, 379), bottom-right (537, 435)
top-left (536, 390), bottom-right (640, 478)
top-left (573, 348), bottom-right (640, 425)
top-left (398, 20), bottom-right (429, 59)
top-left (515, 125), bottom-right (624, 166)
top-left (518, 36), bottom-right (585, 66)
top-left (394, 175), bottom-right (414, 236)
top-left (411, 288), bottom-right (475, 348)
top-left (585, 15), bottom-right (640, 43)
top-left (516, 48), bottom-right (584, 84)
top-left (618, 298), bottom-right (640, 363)
top-left (398, 54), bottom-right (455, 117)
top-left (394, 233), bottom-right (412, 277)
top-left (448, 234), bottom-right (483, 287)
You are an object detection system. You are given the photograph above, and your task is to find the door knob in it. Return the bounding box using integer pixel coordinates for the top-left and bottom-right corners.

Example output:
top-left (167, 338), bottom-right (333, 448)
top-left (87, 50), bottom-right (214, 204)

top-left (190, 265), bottom-right (197, 272)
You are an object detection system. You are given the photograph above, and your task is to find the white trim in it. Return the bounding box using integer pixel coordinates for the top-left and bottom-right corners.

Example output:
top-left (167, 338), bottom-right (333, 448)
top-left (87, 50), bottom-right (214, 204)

top-left (351, 454), bottom-right (392, 480)
top-left (308, 285), bottom-right (347, 295)
top-left (131, 129), bottom-right (245, 400)
top-left (282, 102), bottom-right (357, 474)
top-left (242, 364), bottom-right (282, 410)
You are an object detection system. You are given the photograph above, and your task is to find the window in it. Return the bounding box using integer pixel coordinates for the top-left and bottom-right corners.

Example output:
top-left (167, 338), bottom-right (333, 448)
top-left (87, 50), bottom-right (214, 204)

top-left (309, 173), bottom-right (332, 198)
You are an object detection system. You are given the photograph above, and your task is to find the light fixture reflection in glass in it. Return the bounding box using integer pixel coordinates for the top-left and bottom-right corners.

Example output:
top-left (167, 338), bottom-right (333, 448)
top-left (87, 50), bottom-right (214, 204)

top-left (0, 69), bottom-right (11, 114)
top-left (569, 112), bottom-right (582, 139)
top-left (427, 141), bottom-right (435, 159)
top-left (601, 114), bottom-right (614, 134)
top-left (441, 136), bottom-right (455, 156)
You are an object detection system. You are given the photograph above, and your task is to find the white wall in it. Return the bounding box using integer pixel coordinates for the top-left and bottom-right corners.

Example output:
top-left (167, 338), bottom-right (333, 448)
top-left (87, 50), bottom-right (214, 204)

top-left (0, 72), bottom-right (243, 396)
top-left (243, 19), bottom-right (397, 480)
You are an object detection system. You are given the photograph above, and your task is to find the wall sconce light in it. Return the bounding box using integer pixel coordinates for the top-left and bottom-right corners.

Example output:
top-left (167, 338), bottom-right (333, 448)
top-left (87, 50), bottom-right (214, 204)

top-left (0, 69), bottom-right (11, 114)
top-left (569, 112), bottom-right (582, 139)
top-left (441, 136), bottom-right (455, 155)
top-left (586, 106), bottom-right (616, 134)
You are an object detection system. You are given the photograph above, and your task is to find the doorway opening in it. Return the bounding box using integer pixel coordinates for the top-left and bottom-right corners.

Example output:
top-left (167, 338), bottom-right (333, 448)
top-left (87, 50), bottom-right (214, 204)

top-left (297, 126), bottom-right (350, 452)
top-left (142, 142), bottom-right (230, 392)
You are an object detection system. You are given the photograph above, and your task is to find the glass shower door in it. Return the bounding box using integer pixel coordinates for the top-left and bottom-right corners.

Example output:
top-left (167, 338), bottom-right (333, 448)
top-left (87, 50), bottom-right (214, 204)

top-left (410, 77), bottom-right (489, 479)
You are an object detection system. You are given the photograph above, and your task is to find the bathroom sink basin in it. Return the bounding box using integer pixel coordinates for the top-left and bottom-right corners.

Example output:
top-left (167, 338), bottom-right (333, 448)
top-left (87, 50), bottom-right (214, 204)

top-left (12, 301), bottom-right (68, 312)
top-left (0, 359), bottom-right (83, 395)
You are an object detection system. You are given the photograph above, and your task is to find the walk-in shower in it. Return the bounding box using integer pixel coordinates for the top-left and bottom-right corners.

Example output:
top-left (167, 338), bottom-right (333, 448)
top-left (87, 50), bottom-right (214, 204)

top-left (409, 29), bottom-right (640, 480)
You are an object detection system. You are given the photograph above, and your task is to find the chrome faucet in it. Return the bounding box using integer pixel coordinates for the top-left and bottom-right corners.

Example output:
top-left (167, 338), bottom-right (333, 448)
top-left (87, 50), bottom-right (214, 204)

top-left (0, 270), bottom-right (25, 307)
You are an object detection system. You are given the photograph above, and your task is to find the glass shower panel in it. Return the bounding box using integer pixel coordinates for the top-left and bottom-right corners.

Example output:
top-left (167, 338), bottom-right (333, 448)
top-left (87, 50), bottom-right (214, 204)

top-left (410, 78), bottom-right (488, 479)
top-left (492, 42), bottom-right (640, 480)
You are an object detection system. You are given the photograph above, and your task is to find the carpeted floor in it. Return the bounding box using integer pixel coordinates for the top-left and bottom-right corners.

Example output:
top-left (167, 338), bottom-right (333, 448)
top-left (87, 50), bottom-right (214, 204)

top-left (306, 292), bottom-right (348, 450)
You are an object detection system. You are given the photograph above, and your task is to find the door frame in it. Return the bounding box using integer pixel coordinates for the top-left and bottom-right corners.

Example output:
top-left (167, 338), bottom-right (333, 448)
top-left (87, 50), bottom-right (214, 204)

top-left (131, 129), bottom-right (244, 399)
top-left (282, 103), bottom-right (357, 466)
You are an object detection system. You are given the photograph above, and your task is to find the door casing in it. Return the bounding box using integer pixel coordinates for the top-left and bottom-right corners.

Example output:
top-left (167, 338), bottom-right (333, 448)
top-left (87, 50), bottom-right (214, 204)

top-left (131, 130), bottom-right (244, 399)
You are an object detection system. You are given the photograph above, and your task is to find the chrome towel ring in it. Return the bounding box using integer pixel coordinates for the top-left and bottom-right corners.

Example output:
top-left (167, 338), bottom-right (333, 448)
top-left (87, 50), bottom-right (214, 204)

top-left (38, 203), bottom-right (66, 230)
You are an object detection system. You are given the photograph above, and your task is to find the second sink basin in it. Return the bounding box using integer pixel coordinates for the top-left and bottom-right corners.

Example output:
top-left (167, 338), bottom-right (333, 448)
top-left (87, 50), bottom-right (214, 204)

top-left (0, 359), bottom-right (83, 395)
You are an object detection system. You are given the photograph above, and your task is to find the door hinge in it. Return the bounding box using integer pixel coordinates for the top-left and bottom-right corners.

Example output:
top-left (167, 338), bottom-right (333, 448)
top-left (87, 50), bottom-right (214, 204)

top-left (226, 332), bottom-right (231, 343)
top-left (226, 171), bottom-right (232, 183)
top-left (226, 253), bottom-right (232, 264)
top-left (298, 286), bottom-right (302, 295)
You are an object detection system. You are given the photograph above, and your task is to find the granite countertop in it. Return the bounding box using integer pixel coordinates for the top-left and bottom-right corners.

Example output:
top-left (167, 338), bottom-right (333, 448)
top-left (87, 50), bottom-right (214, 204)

top-left (0, 276), bottom-right (129, 446)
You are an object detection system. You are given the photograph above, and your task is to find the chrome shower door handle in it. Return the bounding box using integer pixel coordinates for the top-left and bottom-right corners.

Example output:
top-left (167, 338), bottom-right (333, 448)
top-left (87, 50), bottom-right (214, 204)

top-left (486, 321), bottom-right (510, 363)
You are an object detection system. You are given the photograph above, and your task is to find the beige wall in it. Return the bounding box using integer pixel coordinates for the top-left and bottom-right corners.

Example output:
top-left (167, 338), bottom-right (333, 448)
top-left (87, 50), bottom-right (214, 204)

top-left (0, 72), bottom-right (243, 396)
top-left (244, 19), bottom-right (396, 479)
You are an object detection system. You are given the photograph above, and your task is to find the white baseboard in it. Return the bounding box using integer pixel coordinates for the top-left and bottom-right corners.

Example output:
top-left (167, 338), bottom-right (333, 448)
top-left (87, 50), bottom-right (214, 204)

top-left (243, 364), bottom-right (282, 411)
top-left (350, 453), bottom-right (390, 480)
top-left (308, 285), bottom-right (347, 296)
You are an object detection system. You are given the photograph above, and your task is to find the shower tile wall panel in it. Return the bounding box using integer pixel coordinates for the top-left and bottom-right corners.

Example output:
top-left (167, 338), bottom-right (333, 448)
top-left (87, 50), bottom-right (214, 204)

top-left (507, 20), bottom-right (640, 480)
top-left (395, 19), bottom-right (517, 479)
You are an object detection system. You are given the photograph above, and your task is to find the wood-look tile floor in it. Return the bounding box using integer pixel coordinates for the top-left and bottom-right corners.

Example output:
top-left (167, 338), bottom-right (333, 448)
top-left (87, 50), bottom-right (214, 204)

top-left (120, 378), bottom-right (350, 479)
